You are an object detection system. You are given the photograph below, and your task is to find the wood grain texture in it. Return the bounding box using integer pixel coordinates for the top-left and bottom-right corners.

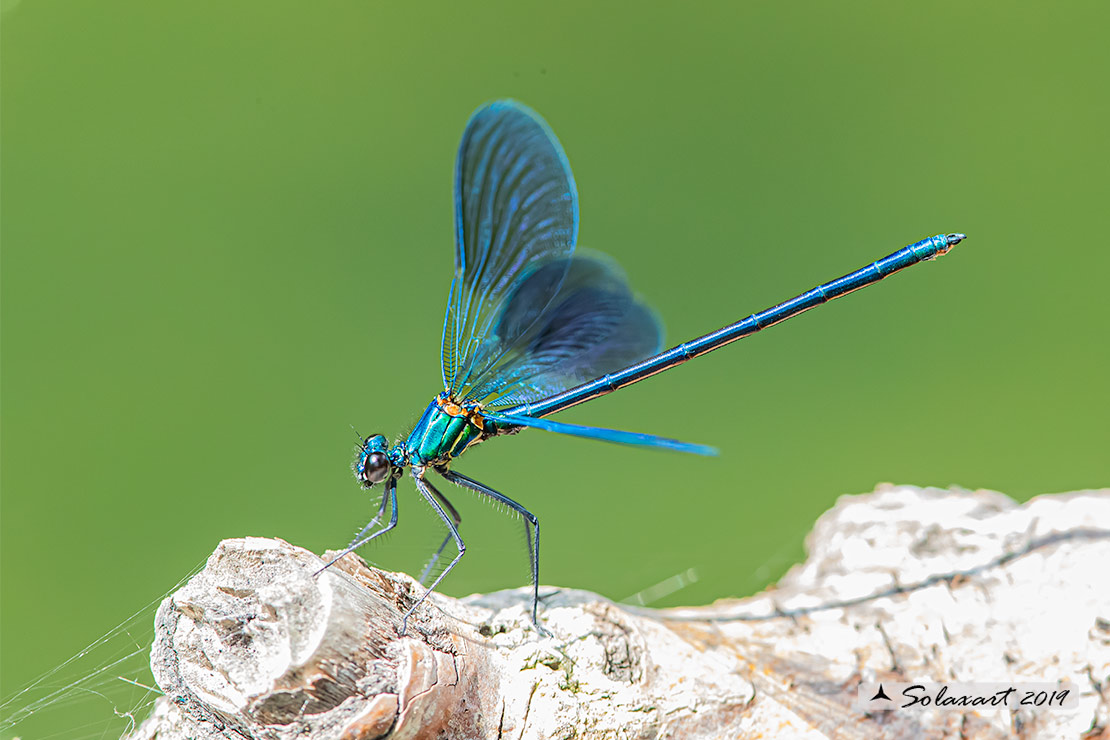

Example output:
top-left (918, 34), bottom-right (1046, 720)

top-left (128, 485), bottom-right (1110, 739)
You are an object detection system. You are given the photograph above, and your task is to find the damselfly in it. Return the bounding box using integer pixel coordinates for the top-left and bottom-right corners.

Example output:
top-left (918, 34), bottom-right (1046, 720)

top-left (318, 100), bottom-right (964, 635)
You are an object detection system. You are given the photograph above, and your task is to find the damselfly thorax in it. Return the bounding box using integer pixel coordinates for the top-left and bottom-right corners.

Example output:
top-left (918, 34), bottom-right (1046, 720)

top-left (402, 393), bottom-right (508, 467)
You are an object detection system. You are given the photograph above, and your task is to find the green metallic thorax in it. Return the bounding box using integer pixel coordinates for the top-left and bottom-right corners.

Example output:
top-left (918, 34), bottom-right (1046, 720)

top-left (403, 393), bottom-right (490, 467)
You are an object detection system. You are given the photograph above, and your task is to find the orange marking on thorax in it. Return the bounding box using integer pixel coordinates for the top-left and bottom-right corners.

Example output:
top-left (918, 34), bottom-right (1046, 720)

top-left (437, 395), bottom-right (485, 431)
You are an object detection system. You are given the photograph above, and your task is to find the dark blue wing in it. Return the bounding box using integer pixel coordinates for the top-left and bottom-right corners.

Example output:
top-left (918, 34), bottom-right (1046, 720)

top-left (456, 253), bottom-right (664, 408)
top-left (441, 101), bottom-right (578, 395)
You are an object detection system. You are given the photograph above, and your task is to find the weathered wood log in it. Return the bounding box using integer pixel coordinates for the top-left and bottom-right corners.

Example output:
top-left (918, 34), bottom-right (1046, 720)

top-left (128, 485), bottom-right (1110, 739)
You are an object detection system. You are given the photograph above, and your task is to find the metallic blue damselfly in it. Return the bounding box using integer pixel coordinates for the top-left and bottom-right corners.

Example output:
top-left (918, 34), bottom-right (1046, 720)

top-left (318, 100), bottom-right (964, 635)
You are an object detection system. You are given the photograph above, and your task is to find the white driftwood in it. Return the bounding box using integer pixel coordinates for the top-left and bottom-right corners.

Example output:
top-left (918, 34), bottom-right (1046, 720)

top-left (128, 485), bottom-right (1110, 739)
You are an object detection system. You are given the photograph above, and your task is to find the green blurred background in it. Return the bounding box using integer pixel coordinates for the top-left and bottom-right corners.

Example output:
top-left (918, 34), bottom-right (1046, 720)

top-left (3, 1), bottom-right (1108, 736)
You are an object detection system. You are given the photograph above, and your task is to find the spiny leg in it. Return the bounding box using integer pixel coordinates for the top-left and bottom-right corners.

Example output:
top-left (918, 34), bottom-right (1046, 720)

top-left (438, 468), bottom-right (547, 636)
top-left (314, 476), bottom-right (398, 575)
top-left (418, 486), bottom-right (462, 586)
top-left (419, 533), bottom-right (453, 586)
top-left (407, 473), bottom-right (465, 634)
top-left (347, 481), bottom-right (392, 547)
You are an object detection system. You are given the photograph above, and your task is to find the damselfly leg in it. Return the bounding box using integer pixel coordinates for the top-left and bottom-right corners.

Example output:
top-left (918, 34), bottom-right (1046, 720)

top-left (439, 468), bottom-right (547, 635)
top-left (406, 473), bottom-right (466, 634)
top-left (418, 486), bottom-right (462, 586)
top-left (314, 476), bottom-right (399, 575)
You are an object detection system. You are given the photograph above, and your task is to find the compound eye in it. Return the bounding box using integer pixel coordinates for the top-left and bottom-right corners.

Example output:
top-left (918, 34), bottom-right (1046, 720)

top-left (362, 451), bottom-right (390, 485)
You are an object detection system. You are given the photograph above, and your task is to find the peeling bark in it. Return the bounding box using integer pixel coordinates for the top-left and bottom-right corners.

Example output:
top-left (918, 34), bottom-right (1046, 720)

top-left (128, 485), bottom-right (1110, 739)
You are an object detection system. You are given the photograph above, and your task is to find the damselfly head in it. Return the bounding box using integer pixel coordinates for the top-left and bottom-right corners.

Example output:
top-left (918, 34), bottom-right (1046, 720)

top-left (355, 434), bottom-right (392, 488)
